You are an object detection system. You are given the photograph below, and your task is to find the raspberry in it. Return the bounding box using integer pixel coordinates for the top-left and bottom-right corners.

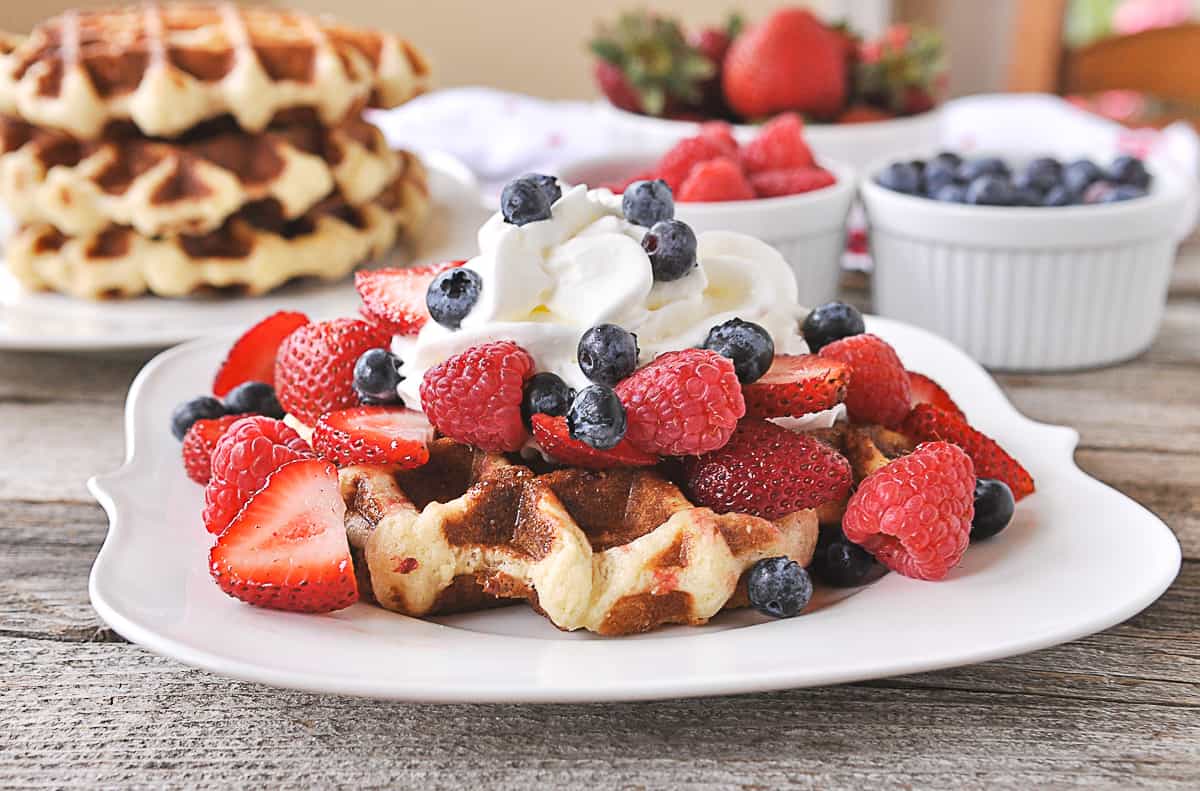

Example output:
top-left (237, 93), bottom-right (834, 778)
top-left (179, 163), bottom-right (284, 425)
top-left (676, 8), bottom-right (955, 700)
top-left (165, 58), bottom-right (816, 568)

top-left (274, 318), bottom-right (391, 424)
top-left (203, 416), bottom-right (313, 534)
top-left (682, 419), bottom-right (852, 519)
top-left (181, 415), bottom-right (242, 485)
top-left (654, 135), bottom-right (731, 192)
top-left (901, 404), bottom-right (1035, 501)
top-left (749, 167), bottom-right (836, 198)
top-left (698, 121), bottom-right (739, 156)
top-left (677, 157), bottom-right (756, 202)
top-left (615, 349), bottom-right (745, 456)
top-left (818, 334), bottom-right (912, 427)
top-left (842, 441), bottom-right (975, 581)
top-left (738, 113), bottom-right (815, 175)
top-left (419, 341), bottom-right (535, 452)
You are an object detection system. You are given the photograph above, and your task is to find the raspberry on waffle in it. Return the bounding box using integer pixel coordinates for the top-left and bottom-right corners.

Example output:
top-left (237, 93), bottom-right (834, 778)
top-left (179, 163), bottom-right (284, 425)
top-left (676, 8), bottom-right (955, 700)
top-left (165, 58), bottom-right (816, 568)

top-left (340, 438), bottom-right (819, 636)
top-left (0, 4), bottom-right (430, 139)
top-left (0, 115), bottom-right (402, 237)
top-left (5, 151), bottom-right (429, 299)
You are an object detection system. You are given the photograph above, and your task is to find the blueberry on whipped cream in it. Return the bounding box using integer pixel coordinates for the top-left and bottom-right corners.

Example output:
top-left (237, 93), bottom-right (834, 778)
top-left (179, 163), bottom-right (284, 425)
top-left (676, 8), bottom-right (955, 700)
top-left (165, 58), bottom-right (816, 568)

top-left (641, 218), bottom-right (697, 281)
top-left (621, 179), bottom-right (674, 227)
top-left (426, 267), bottom-right (482, 329)
top-left (501, 174), bottom-right (555, 226)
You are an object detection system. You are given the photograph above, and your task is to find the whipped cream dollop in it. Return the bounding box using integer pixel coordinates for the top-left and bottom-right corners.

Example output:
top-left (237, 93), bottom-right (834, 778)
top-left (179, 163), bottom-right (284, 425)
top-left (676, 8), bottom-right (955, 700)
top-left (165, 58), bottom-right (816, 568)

top-left (395, 184), bottom-right (808, 409)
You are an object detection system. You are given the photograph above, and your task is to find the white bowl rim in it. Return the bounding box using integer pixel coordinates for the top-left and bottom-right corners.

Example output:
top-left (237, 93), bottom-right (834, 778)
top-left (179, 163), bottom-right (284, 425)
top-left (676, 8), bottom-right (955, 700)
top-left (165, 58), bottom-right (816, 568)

top-left (595, 100), bottom-right (943, 136)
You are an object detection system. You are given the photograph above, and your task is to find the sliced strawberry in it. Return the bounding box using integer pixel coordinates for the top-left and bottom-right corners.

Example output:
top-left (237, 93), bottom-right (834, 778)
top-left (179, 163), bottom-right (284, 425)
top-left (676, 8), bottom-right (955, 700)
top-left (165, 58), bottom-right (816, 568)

top-left (901, 404), bottom-right (1035, 501)
top-left (212, 311), bottom-right (309, 397)
top-left (907, 371), bottom-right (965, 420)
top-left (531, 414), bottom-right (658, 470)
top-left (355, 261), bottom-right (464, 335)
top-left (181, 415), bottom-right (243, 485)
top-left (209, 458), bottom-right (357, 614)
top-left (312, 406), bottom-right (433, 468)
top-left (742, 354), bottom-right (850, 419)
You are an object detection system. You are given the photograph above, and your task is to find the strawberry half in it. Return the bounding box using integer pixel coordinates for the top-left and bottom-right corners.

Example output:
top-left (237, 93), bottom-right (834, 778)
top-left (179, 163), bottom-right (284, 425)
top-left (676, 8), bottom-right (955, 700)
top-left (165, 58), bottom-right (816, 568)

top-left (907, 371), bottom-right (965, 420)
top-left (741, 354), bottom-right (849, 419)
top-left (212, 311), bottom-right (309, 397)
top-left (209, 458), bottom-right (357, 614)
top-left (901, 404), bottom-right (1035, 501)
top-left (355, 261), bottom-right (463, 335)
top-left (531, 414), bottom-right (658, 470)
top-left (312, 406), bottom-right (434, 468)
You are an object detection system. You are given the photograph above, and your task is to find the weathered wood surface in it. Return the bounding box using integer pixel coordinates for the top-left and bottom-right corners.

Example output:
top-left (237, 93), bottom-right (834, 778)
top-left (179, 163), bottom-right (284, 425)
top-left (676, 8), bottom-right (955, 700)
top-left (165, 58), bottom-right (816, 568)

top-left (1, 242), bottom-right (1197, 790)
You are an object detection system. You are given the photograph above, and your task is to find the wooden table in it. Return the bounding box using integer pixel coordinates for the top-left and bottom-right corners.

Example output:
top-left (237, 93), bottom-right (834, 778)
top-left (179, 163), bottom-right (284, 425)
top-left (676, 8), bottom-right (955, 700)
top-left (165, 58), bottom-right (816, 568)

top-left (2, 242), bottom-right (1197, 790)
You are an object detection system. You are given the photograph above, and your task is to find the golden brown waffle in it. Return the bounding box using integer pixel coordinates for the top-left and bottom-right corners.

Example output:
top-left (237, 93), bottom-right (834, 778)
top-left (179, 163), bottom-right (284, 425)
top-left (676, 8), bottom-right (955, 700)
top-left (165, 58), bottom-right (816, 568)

top-left (810, 423), bottom-right (917, 525)
top-left (5, 152), bottom-right (429, 299)
top-left (0, 115), bottom-right (402, 236)
top-left (339, 439), bottom-right (819, 636)
top-left (0, 3), bottom-right (430, 139)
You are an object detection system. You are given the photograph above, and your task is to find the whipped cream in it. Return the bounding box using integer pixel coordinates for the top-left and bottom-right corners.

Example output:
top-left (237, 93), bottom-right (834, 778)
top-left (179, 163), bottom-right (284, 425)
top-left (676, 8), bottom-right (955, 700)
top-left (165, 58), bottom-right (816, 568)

top-left (395, 184), bottom-right (807, 408)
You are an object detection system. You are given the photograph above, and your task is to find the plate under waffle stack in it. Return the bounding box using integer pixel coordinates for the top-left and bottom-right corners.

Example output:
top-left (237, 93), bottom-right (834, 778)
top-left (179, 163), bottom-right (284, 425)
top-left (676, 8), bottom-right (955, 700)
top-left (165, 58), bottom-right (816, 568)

top-left (0, 2), bottom-right (432, 299)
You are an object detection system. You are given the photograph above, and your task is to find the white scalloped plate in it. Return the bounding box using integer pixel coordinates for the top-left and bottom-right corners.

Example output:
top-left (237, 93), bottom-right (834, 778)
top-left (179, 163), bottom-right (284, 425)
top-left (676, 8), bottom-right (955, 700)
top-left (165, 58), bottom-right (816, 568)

top-left (0, 151), bottom-right (489, 351)
top-left (88, 317), bottom-right (1180, 702)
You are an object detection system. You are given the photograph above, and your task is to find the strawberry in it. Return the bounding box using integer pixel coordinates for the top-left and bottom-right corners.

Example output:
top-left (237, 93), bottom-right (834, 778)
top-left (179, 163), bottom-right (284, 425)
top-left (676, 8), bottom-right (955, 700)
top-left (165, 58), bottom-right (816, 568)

top-left (312, 406), bottom-right (433, 468)
top-left (698, 121), bottom-right (739, 156)
top-left (818, 334), bottom-right (912, 427)
top-left (594, 60), bottom-right (645, 114)
top-left (212, 311), bottom-right (308, 397)
top-left (203, 416), bottom-right (313, 535)
top-left (854, 24), bottom-right (945, 116)
top-left (750, 167), bottom-right (836, 198)
top-left (181, 414), bottom-right (242, 485)
top-left (274, 318), bottom-right (391, 425)
top-left (355, 261), bottom-right (463, 336)
top-left (741, 354), bottom-right (849, 419)
top-left (677, 157), bottom-right (755, 202)
top-left (683, 418), bottom-right (852, 519)
top-left (836, 105), bottom-right (897, 124)
top-left (907, 371), bottom-right (965, 420)
top-left (589, 12), bottom-right (715, 117)
top-left (209, 458), bottom-right (357, 614)
top-left (690, 15), bottom-right (742, 117)
top-left (654, 135), bottom-right (732, 192)
top-left (531, 414), bottom-right (658, 470)
top-left (722, 9), bottom-right (847, 120)
top-left (900, 404), bottom-right (1035, 501)
top-left (420, 340), bottom-right (535, 453)
top-left (738, 113), bottom-right (815, 174)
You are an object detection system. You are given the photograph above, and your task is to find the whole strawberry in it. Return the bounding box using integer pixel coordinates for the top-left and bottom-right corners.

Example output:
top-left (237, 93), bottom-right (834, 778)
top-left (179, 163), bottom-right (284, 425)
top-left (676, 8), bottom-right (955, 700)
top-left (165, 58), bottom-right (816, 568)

top-left (274, 318), bottom-right (391, 425)
top-left (683, 418), bottom-right (852, 519)
top-left (819, 334), bottom-right (912, 427)
top-left (420, 340), bottom-right (535, 452)
top-left (616, 348), bottom-right (745, 456)
top-left (722, 8), bottom-right (847, 120)
top-left (855, 24), bottom-right (946, 116)
top-left (843, 441), bottom-right (975, 581)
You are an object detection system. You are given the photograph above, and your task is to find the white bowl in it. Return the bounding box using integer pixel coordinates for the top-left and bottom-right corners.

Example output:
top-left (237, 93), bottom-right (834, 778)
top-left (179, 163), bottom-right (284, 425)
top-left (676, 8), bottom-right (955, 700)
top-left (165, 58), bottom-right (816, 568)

top-left (861, 156), bottom-right (1194, 371)
top-left (554, 153), bottom-right (857, 305)
top-left (596, 101), bottom-right (942, 173)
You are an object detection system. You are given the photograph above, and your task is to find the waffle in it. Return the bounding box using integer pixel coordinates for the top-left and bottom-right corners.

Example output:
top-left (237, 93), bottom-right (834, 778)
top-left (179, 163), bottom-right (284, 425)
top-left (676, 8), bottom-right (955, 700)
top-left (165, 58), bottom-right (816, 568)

top-left (5, 151), bottom-right (429, 299)
top-left (339, 439), bottom-right (819, 636)
top-left (0, 115), bottom-right (402, 237)
top-left (0, 3), bottom-right (430, 139)
top-left (810, 423), bottom-right (917, 525)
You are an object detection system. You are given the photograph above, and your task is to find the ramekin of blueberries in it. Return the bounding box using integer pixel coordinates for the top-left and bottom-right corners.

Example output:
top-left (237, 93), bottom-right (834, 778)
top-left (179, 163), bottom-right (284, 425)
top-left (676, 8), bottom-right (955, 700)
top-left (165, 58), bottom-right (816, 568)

top-left (875, 152), bottom-right (1152, 207)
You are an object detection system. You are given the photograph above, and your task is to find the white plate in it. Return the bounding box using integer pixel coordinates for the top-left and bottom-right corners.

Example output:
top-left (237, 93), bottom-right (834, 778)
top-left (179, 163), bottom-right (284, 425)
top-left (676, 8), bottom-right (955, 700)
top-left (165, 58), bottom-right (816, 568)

top-left (88, 317), bottom-right (1181, 702)
top-left (0, 151), bottom-right (490, 351)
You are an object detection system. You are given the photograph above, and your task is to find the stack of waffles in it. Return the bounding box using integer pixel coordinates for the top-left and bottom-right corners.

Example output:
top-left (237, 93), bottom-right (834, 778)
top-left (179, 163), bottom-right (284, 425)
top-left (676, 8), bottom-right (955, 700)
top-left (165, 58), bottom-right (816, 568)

top-left (0, 3), bottom-right (431, 299)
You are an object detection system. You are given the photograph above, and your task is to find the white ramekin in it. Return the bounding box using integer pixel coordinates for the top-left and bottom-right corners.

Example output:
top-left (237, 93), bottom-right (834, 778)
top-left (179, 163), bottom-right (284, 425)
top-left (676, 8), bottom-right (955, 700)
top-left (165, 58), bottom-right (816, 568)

top-left (595, 101), bottom-right (942, 173)
top-left (861, 157), bottom-right (1194, 371)
top-left (554, 153), bottom-right (857, 305)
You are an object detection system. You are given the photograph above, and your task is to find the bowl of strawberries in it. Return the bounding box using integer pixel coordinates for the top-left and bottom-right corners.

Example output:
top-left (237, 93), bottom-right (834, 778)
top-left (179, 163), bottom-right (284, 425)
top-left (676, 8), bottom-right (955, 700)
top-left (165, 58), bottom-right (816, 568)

top-left (556, 114), bottom-right (856, 304)
top-left (589, 7), bottom-right (946, 172)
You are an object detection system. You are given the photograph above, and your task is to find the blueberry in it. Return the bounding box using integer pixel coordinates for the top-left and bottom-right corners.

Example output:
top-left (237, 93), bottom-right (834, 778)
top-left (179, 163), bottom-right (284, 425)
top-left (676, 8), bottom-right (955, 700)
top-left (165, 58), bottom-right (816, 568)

top-left (1103, 184), bottom-right (1148, 203)
top-left (622, 179), bottom-right (674, 227)
top-left (801, 301), bottom-right (865, 353)
top-left (876, 161), bottom-right (921, 195)
top-left (353, 348), bottom-right (405, 405)
top-left (426, 267), bottom-right (482, 330)
top-left (1042, 185), bottom-right (1076, 207)
top-left (971, 478), bottom-right (1015, 542)
top-left (522, 372), bottom-right (575, 425)
top-left (1108, 155), bottom-right (1151, 189)
top-left (223, 380), bottom-right (284, 418)
top-left (957, 157), bottom-right (1009, 182)
top-left (908, 159), bottom-right (927, 175)
top-left (1063, 159), bottom-right (1104, 194)
top-left (500, 177), bottom-right (553, 226)
top-left (1023, 157), bottom-right (1062, 192)
top-left (170, 395), bottom-right (226, 441)
top-left (1082, 180), bottom-right (1117, 204)
top-left (965, 174), bottom-right (1016, 206)
top-left (932, 183), bottom-right (968, 203)
top-left (577, 324), bottom-right (639, 385)
top-left (1011, 171), bottom-right (1048, 199)
top-left (702, 318), bottom-right (775, 384)
top-left (922, 160), bottom-right (959, 195)
top-left (932, 151), bottom-right (963, 168)
top-left (1013, 186), bottom-right (1043, 207)
top-left (809, 526), bottom-right (876, 587)
top-left (519, 172), bottom-right (562, 205)
top-left (567, 385), bottom-right (627, 450)
top-left (642, 219), bottom-right (697, 281)
top-left (747, 557), bottom-right (813, 618)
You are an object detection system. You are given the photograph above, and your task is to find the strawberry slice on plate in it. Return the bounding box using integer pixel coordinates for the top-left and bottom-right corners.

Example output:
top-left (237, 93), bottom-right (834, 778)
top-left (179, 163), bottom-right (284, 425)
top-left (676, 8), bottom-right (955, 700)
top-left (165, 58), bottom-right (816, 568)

top-left (531, 414), bottom-right (658, 470)
top-left (901, 403), bottom-right (1035, 501)
top-left (209, 458), bottom-right (357, 614)
top-left (907, 371), bottom-right (965, 419)
top-left (312, 406), bottom-right (433, 468)
top-left (741, 354), bottom-right (849, 419)
top-left (212, 311), bottom-right (309, 397)
top-left (356, 261), bottom-right (463, 335)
